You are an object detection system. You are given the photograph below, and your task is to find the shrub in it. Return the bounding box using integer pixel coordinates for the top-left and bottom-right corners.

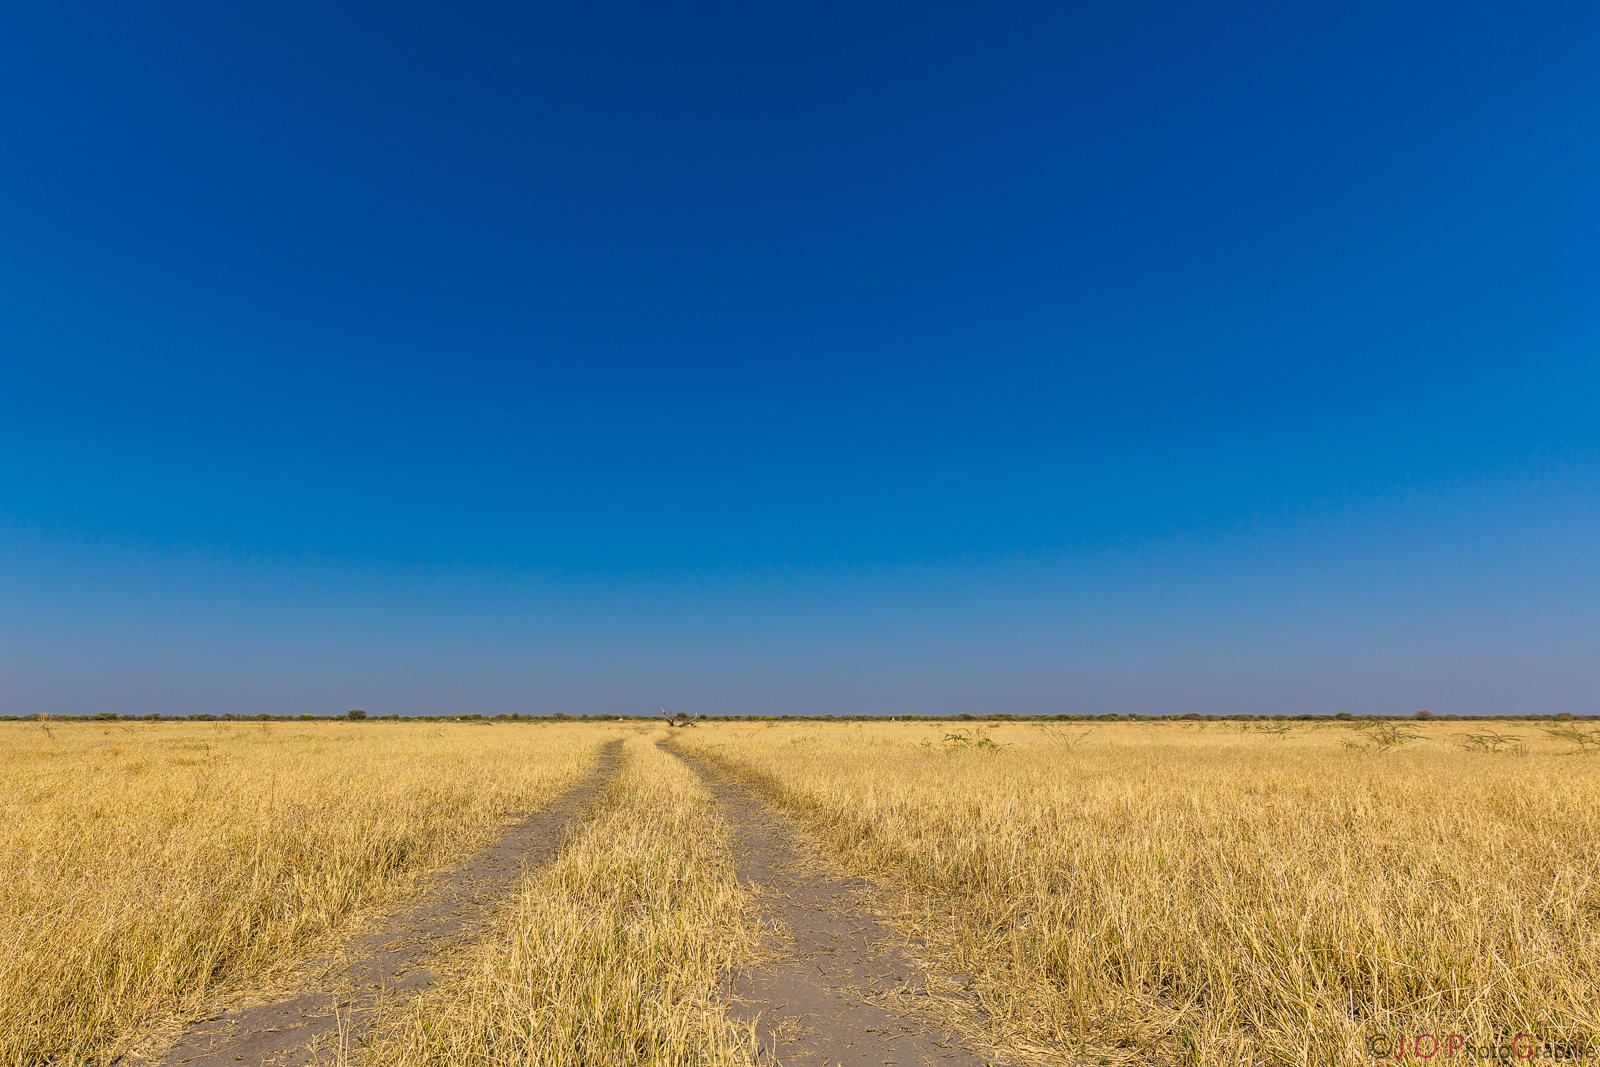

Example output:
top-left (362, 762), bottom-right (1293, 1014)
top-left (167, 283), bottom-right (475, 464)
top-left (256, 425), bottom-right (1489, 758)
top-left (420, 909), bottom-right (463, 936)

top-left (1341, 722), bottom-right (1424, 753)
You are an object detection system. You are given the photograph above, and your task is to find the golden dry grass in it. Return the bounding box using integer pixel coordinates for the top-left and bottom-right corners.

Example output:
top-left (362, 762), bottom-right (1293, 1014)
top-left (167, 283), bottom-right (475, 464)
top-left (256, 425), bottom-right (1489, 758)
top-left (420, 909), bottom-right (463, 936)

top-left (0, 721), bottom-right (606, 1067)
top-left (676, 720), bottom-right (1600, 1066)
top-left (10, 717), bottom-right (1598, 1067)
top-left (360, 732), bottom-right (758, 1067)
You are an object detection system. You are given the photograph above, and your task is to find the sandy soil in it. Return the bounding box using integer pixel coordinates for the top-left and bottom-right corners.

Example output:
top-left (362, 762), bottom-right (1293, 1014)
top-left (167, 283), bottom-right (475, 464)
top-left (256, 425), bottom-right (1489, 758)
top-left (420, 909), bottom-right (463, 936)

top-left (666, 742), bottom-right (1011, 1067)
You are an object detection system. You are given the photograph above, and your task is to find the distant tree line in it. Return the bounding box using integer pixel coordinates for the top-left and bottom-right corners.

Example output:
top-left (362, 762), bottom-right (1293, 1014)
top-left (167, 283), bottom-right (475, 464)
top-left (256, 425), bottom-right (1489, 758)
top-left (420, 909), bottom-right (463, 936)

top-left (6, 710), bottom-right (1596, 723)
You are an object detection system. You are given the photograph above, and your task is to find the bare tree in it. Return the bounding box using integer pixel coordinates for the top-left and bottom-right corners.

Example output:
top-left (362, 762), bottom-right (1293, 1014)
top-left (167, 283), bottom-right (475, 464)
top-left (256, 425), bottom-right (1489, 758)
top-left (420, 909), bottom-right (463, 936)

top-left (661, 708), bottom-right (698, 728)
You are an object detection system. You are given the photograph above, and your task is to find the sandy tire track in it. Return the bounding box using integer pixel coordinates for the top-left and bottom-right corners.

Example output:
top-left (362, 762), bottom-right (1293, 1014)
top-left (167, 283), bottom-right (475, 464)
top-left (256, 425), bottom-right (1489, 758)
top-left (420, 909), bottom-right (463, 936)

top-left (664, 741), bottom-right (1011, 1067)
top-left (142, 737), bottom-right (626, 1067)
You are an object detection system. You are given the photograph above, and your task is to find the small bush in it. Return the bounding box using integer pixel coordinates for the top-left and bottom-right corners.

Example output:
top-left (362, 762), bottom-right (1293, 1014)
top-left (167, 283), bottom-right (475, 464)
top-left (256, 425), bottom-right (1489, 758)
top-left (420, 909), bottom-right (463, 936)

top-left (1341, 721), bottom-right (1424, 753)
top-left (1461, 731), bottom-right (1522, 753)
top-left (943, 729), bottom-right (1006, 752)
top-left (1544, 723), bottom-right (1600, 753)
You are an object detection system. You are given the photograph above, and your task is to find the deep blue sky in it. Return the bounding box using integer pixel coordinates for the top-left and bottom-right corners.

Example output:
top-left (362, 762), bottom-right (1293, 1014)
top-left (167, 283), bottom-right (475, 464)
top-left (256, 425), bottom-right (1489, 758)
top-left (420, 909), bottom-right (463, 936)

top-left (2, 0), bottom-right (1596, 716)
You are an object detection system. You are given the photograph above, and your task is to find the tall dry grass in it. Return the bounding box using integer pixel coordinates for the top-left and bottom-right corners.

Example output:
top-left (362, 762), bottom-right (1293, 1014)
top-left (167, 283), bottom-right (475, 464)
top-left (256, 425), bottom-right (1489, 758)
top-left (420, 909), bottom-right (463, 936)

top-left (362, 733), bottom-right (757, 1067)
top-left (0, 721), bottom-right (606, 1067)
top-left (676, 721), bottom-right (1600, 1066)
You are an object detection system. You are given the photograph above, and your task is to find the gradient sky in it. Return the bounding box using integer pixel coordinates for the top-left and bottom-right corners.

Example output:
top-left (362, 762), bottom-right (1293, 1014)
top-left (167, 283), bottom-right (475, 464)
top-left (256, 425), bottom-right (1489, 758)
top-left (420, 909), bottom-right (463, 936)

top-left (2, 0), bottom-right (1597, 717)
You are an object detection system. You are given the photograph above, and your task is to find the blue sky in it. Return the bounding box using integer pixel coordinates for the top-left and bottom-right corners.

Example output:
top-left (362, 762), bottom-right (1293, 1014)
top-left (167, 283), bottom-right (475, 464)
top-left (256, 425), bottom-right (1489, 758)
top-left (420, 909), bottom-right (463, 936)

top-left (2, 0), bottom-right (1596, 716)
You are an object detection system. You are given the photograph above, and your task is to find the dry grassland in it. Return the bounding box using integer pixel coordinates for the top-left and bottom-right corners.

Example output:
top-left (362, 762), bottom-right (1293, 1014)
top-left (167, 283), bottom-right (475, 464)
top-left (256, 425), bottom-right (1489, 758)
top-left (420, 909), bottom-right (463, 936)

top-left (361, 732), bottom-right (759, 1067)
top-left (677, 720), bottom-right (1600, 1066)
top-left (7, 719), bottom-right (1598, 1067)
top-left (0, 721), bottom-right (607, 1067)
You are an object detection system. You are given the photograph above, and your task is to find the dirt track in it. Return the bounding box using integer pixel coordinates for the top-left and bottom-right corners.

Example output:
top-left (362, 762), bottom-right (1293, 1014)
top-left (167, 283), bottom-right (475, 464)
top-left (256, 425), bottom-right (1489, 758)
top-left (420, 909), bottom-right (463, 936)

top-left (145, 739), bottom-right (625, 1067)
top-left (142, 735), bottom-right (1003, 1067)
top-left (665, 742), bottom-right (1008, 1067)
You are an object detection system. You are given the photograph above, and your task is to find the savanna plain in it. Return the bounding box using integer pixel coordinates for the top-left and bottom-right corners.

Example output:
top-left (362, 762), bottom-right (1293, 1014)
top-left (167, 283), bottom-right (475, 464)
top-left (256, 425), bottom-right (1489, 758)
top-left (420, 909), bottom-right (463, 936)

top-left (4, 718), bottom-right (1598, 1067)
